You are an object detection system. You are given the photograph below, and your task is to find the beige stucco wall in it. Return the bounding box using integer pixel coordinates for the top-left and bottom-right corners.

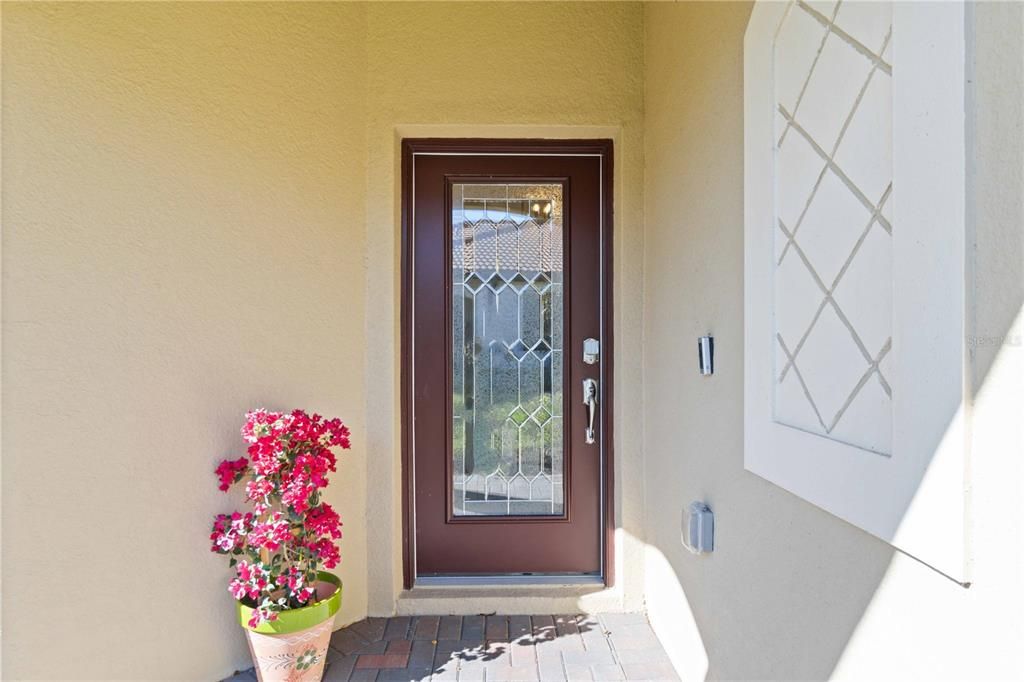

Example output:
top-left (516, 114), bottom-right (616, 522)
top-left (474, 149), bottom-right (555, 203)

top-left (1, 2), bottom-right (645, 679)
top-left (0, 3), bottom-right (370, 679)
top-left (642, 2), bottom-right (1023, 680)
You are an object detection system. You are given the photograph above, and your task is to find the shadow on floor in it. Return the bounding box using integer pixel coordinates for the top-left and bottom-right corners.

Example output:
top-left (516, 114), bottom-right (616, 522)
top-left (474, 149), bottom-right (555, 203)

top-left (223, 613), bottom-right (680, 681)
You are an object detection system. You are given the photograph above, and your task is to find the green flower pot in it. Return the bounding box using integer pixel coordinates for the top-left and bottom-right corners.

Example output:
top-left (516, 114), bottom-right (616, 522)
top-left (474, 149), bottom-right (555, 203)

top-left (237, 571), bottom-right (342, 634)
top-left (237, 572), bottom-right (342, 682)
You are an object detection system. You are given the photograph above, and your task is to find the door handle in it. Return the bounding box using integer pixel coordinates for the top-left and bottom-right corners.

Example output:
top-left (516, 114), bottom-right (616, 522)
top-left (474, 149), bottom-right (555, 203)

top-left (582, 378), bottom-right (598, 445)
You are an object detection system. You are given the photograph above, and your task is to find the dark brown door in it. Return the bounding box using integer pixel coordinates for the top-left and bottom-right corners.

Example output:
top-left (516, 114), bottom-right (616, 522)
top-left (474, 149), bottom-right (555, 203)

top-left (402, 139), bottom-right (612, 583)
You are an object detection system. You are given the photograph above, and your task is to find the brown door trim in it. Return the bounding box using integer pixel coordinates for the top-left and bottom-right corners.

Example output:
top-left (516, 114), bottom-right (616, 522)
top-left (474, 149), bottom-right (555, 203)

top-left (400, 138), bottom-right (614, 589)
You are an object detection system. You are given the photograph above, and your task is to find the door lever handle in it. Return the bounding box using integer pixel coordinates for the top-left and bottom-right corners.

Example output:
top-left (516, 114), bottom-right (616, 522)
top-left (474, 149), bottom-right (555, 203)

top-left (582, 378), bottom-right (598, 445)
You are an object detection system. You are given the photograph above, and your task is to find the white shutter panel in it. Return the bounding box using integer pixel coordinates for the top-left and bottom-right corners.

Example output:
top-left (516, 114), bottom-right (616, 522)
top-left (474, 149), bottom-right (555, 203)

top-left (744, 0), bottom-right (968, 581)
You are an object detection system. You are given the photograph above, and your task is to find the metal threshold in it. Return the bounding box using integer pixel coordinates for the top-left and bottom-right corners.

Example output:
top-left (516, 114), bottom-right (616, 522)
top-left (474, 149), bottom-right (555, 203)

top-left (415, 574), bottom-right (605, 587)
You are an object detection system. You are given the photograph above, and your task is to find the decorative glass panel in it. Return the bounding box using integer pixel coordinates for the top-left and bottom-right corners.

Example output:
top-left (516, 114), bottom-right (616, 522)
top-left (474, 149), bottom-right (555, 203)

top-left (771, 1), bottom-right (893, 455)
top-left (452, 183), bottom-right (564, 516)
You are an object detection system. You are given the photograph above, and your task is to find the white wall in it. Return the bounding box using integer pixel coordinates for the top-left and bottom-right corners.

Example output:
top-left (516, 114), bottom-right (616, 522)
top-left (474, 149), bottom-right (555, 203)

top-left (643, 2), bottom-right (1023, 679)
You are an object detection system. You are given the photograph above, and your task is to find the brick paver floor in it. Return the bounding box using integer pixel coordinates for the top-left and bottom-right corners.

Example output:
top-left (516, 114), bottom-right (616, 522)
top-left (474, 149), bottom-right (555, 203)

top-left (223, 613), bottom-right (680, 681)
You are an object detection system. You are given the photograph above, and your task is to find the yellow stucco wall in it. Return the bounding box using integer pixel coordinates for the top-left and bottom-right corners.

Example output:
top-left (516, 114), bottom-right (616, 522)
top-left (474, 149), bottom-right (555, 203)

top-left (1, 3), bottom-right (644, 679)
top-left (2, 3), bottom-right (370, 678)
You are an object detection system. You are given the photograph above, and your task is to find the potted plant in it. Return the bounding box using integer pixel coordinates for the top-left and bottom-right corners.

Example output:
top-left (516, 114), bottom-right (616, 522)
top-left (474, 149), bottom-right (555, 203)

top-left (210, 409), bottom-right (350, 682)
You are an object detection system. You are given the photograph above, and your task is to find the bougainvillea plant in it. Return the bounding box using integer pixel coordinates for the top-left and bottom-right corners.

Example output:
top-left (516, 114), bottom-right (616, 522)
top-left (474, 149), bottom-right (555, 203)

top-left (210, 409), bottom-right (350, 628)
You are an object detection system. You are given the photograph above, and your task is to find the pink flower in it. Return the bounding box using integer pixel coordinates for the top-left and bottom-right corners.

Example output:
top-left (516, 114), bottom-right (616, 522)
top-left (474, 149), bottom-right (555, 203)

top-left (249, 512), bottom-right (292, 551)
top-left (305, 503), bottom-right (343, 540)
top-left (234, 560), bottom-right (274, 600)
top-left (289, 410), bottom-right (351, 452)
top-left (241, 409), bottom-right (292, 444)
top-left (290, 452), bottom-right (330, 492)
top-left (307, 538), bottom-right (341, 569)
top-left (245, 478), bottom-right (274, 501)
top-left (236, 560), bottom-right (256, 581)
top-left (209, 514), bottom-right (235, 552)
top-left (279, 566), bottom-right (316, 604)
top-left (211, 408), bottom-right (350, 620)
top-left (323, 417), bottom-right (352, 450)
top-left (230, 511), bottom-right (254, 534)
top-left (209, 512), bottom-right (253, 553)
top-left (248, 438), bottom-right (283, 477)
top-left (248, 607), bottom-right (279, 629)
top-left (228, 579), bottom-right (248, 600)
top-left (281, 476), bottom-right (317, 515)
top-left (215, 457), bottom-right (248, 492)
top-left (280, 566), bottom-right (304, 590)
top-left (288, 410), bottom-right (316, 442)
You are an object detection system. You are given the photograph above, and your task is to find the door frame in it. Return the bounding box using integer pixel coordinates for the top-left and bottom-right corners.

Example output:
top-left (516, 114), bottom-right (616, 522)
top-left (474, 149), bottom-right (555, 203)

top-left (400, 138), bottom-right (615, 588)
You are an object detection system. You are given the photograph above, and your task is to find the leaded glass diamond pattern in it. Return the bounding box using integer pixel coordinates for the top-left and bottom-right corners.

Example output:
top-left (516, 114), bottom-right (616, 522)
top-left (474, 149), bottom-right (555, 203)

top-left (508, 340), bottom-right (530, 361)
top-left (509, 406), bottom-right (530, 427)
top-left (772, 0), bottom-right (893, 455)
top-left (509, 273), bottom-right (530, 292)
top-left (452, 183), bottom-right (565, 516)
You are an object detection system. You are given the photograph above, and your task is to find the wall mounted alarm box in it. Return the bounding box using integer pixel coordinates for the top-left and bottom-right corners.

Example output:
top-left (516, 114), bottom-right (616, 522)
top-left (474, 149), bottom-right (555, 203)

top-left (683, 501), bottom-right (714, 554)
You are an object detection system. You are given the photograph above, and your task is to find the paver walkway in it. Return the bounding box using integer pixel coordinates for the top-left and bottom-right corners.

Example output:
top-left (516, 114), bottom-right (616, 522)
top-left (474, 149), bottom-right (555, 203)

top-left (223, 613), bottom-right (680, 681)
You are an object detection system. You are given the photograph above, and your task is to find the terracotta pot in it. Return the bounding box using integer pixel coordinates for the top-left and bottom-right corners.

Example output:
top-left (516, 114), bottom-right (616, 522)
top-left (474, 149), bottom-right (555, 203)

top-left (237, 572), bottom-right (342, 682)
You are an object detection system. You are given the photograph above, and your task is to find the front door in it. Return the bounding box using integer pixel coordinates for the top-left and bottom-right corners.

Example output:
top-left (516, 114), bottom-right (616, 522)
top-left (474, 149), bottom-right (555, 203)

top-left (402, 139), bottom-right (612, 584)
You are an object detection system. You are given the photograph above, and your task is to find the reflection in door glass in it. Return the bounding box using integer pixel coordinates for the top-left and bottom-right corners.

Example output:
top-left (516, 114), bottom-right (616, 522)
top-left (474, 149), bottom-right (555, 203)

top-left (452, 183), bottom-right (564, 516)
